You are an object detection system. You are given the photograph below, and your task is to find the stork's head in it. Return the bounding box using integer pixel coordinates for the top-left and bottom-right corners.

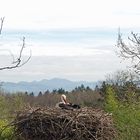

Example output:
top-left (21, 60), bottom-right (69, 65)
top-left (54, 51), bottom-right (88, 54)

top-left (61, 94), bottom-right (67, 104)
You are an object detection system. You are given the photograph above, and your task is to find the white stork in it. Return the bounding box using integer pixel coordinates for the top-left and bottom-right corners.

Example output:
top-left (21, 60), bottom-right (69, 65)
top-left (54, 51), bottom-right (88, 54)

top-left (55, 94), bottom-right (68, 108)
top-left (56, 94), bottom-right (80, 110)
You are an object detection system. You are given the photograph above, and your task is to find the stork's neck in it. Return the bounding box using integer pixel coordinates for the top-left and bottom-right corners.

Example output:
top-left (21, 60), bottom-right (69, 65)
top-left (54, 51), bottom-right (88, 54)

top-left (61, 97), bottom-right (67, 104)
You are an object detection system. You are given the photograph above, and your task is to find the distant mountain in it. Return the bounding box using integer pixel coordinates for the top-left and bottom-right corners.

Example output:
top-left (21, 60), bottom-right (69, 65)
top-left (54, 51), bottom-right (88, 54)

top-left (2, 78), bottom-right (97, 94)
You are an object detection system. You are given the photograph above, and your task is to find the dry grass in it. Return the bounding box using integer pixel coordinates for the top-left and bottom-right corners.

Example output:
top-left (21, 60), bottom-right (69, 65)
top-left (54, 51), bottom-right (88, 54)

top-left (25, 91), bottom-right (103, 108)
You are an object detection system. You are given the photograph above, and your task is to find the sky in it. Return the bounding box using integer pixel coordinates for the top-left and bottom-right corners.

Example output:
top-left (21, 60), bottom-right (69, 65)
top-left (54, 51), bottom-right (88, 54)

top-left (0, 0), bottom-right (140, 82)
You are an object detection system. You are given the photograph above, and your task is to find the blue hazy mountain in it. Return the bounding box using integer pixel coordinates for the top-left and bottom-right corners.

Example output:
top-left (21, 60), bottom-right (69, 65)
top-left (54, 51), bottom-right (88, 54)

top-left (2, 78), bottom-right (97, 93)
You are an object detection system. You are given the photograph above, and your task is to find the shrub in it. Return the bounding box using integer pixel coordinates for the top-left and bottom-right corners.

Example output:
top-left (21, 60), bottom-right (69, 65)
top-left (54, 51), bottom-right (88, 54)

top-left (105, 86), bottom-right (119, 112)
top-left (0, 92), bottom-right (25, 120)
top-left (0, 119), bottom-right (15, 140)
top-left (105, 86), bottom-right (140, 140)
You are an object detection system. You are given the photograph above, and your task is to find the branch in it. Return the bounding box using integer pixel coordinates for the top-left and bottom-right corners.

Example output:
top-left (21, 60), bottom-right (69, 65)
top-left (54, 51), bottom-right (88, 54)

top-left (117, 29), bottom-right (140, 74)
top-left (0, 17), bottom-right (31, 70)
top-left (0, 37), bottom-right (32, 70)
top-left (0, 17), bottom-right (4, 34)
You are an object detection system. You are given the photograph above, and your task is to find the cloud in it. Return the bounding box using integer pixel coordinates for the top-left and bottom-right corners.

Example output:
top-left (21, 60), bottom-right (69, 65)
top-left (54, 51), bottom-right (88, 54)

top-left (0, 27), bottom-right (130, 82)
top-left (0, 0), bottom-right (139, 82)
top-left (0, 28), bottom-right (116, 56)
top-left (1, 0), bottom-right (140, 29)
top-left (0, 51), bottom-right (128, 82)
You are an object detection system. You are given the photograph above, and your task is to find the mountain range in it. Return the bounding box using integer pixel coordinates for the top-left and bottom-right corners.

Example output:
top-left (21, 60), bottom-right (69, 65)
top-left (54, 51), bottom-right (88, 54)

top-left (2, 78), bottom-right (97, 94)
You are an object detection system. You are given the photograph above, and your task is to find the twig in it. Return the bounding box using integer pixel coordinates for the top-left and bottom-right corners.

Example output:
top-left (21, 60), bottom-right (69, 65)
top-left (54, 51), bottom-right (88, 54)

top-left (0, 17), bottom-right (4, 34)
top-left (0, 37), bottom-right (31, 70)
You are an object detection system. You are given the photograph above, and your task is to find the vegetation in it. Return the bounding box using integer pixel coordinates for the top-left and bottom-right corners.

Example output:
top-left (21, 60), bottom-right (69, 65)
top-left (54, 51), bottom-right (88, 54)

top-left (0, 91), bottom-right (25, 139)
top-left (104, 84), bottom-right (140, 140)
top-left (0, 77), bottom-right (140, 139)
top-left (0, 119), bottom-right (15, 140)
top-left (23, 85), bottom-right (103, 108)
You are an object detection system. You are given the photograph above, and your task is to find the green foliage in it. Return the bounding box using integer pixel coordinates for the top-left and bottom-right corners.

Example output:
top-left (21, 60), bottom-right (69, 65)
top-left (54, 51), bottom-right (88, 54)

top-left (105, 86), bottom-right (140, 140)
top-left (115, 103), bottom-right (140, 140)
top-left (0, 92), bottom-right (25, 139)
top-left (105, 86), bottom-right (119, 112)
top-left (0, 119), bottom-right (15, 140)
top-left (57, 88), bottom-right (66, 94)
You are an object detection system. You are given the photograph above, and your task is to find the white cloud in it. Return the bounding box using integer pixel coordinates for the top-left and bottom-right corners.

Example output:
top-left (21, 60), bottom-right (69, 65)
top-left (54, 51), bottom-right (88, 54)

top-left (0, 54), bottom-right (128, 82)
top-left (0, 0), bottom-right (140, 29)
top-left (29, 42), bottom-right (111, 57)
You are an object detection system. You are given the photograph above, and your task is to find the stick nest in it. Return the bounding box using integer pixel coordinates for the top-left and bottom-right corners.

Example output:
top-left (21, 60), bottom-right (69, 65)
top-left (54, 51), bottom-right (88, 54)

top-left (13, 107), bottom-right (116, 140)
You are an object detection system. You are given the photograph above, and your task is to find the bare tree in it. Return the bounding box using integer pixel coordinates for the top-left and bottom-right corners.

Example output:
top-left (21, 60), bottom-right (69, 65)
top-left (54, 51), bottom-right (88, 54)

top-left (105, 70), bottom-right (140, 86)
top-left (117, 29), bottom-right (140, 74)
top-left (0, 17), bottom-right (31, 70)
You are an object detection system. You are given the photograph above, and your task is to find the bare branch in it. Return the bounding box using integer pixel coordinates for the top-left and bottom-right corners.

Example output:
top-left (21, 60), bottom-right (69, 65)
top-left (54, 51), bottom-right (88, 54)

top-left (0, 17), bottom-right (4, 34)
top-left (0, 37), bottom-right (32, 70)
top-left (117, 29), bottom-right (140, 74)
top-left (0, 17), bottom-right (31, 70)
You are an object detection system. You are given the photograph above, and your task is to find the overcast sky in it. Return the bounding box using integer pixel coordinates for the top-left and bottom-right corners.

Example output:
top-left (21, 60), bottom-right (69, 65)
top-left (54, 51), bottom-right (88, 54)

top-left (0, 0), bottom-right (140, 82)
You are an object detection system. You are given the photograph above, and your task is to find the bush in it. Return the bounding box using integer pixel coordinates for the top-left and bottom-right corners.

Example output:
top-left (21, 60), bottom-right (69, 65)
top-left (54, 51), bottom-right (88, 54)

top-left (0, 92), bottom-right (25, 139)
top-left (0, 92), bottom-right (25, 120)
top-left (105, 86), bottom-right (119, 112)
top-left (105, 86), bottom-right (140, 140)
top-left (0, 119), bottom-right (15, 140)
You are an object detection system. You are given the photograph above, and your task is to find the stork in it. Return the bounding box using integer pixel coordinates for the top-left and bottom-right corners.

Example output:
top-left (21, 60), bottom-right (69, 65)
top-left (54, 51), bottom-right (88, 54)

top-left (56, 94), bottom-right (80, 110)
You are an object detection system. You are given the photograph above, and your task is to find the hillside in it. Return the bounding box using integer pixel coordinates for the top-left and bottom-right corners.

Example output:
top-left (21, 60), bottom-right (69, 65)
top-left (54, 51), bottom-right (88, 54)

top-left (2, 78), bottom-right (97, 93)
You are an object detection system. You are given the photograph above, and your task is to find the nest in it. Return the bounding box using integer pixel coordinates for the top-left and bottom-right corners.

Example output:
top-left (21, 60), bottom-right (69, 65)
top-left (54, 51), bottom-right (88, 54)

top-left (12, 107), bottom-right (116, 140)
